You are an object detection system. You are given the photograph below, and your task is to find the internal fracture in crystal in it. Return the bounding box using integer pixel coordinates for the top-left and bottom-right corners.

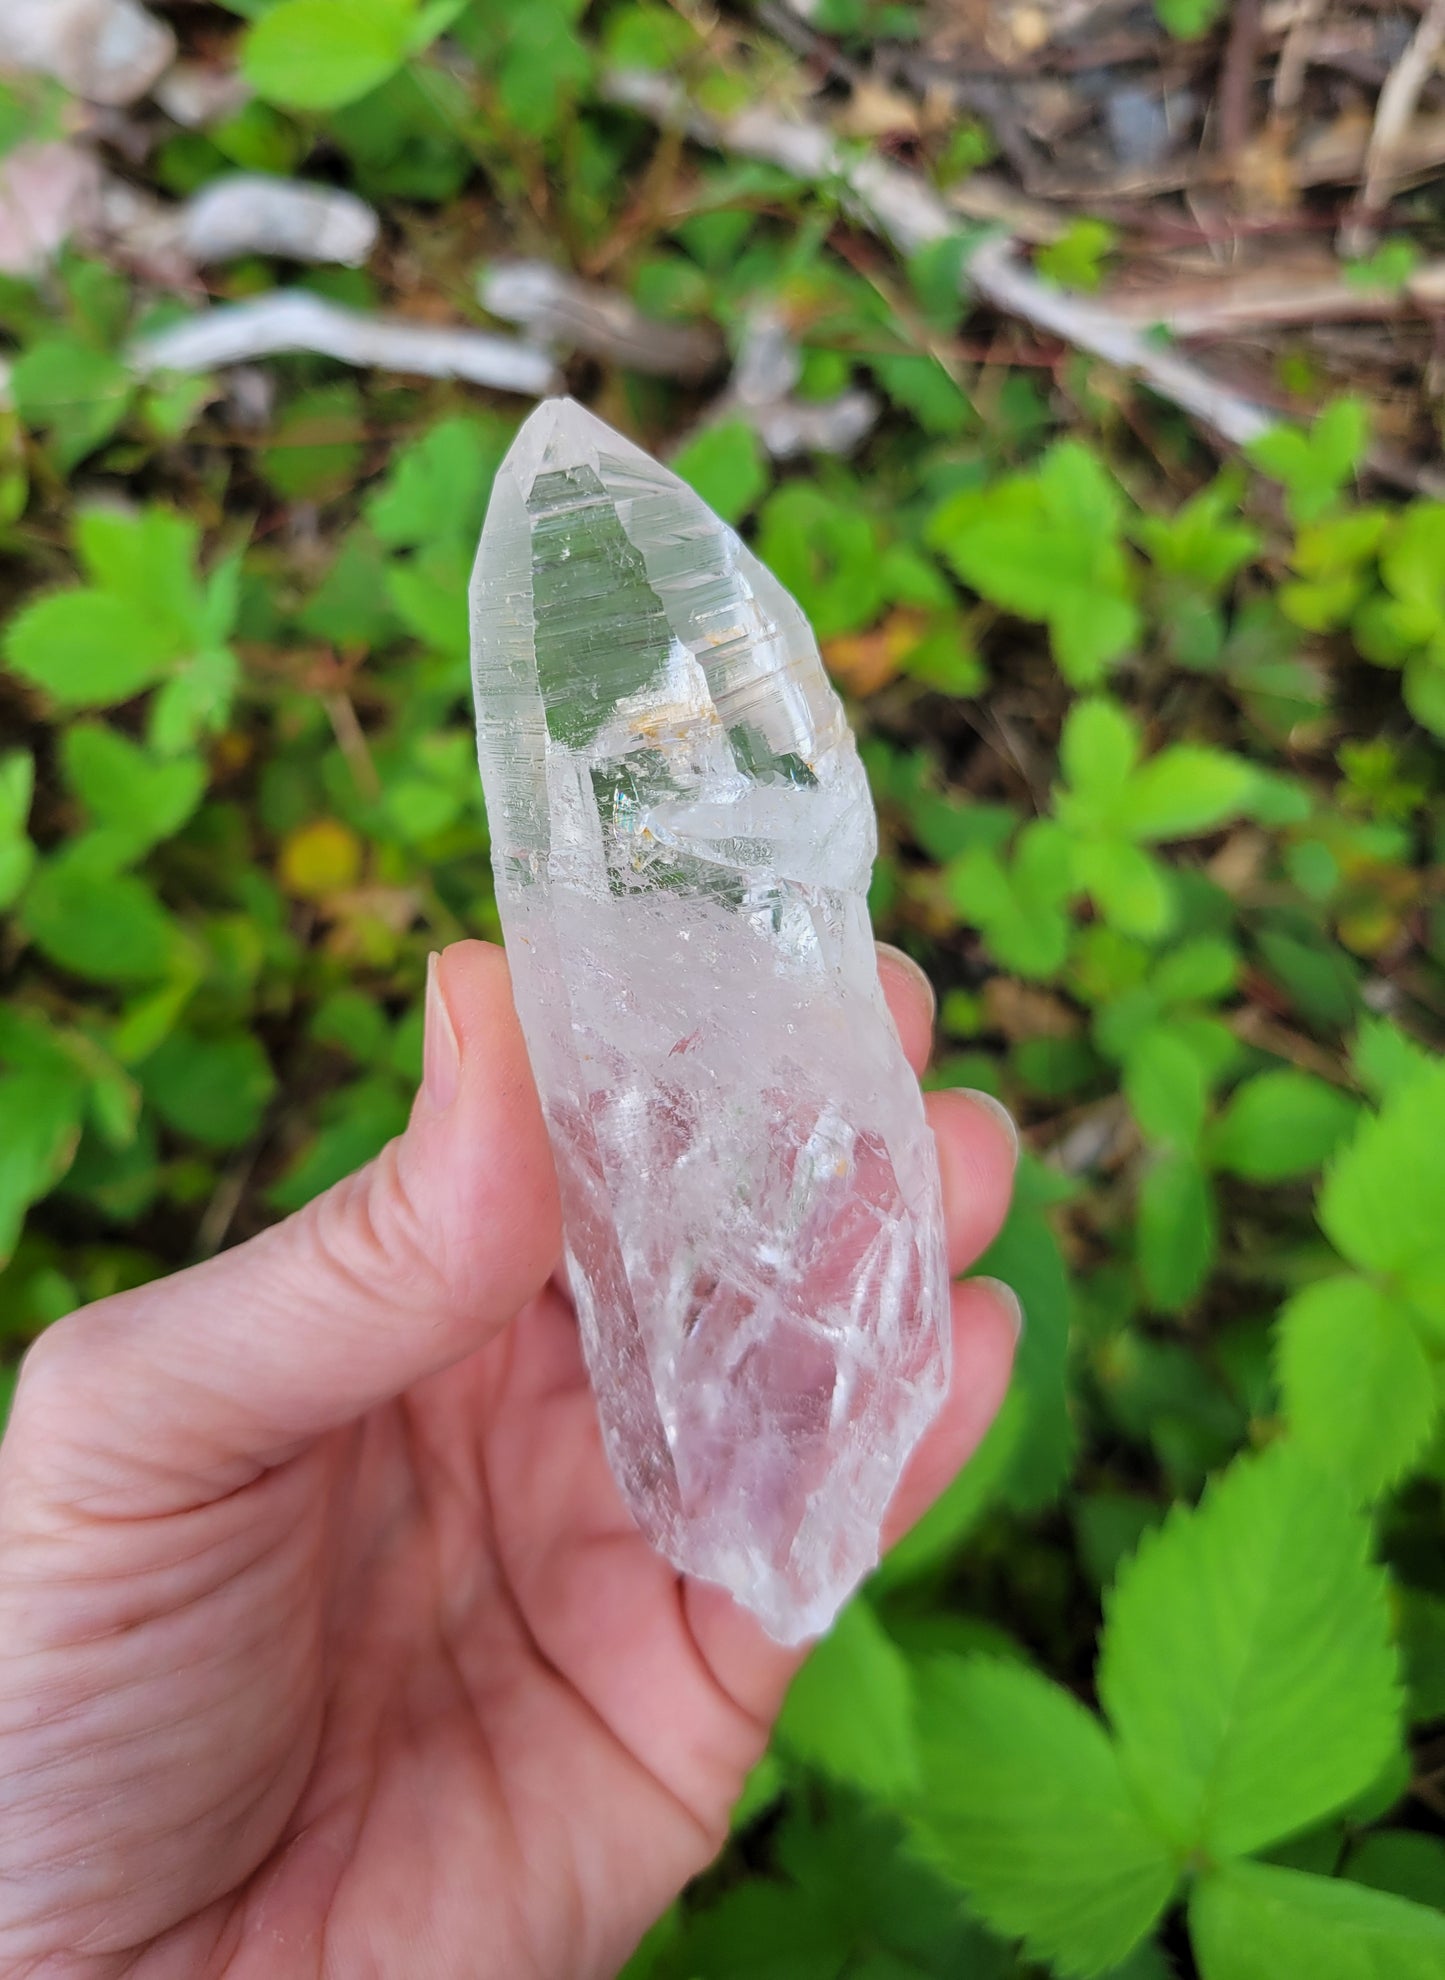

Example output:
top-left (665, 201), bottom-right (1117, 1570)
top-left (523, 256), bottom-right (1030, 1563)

top-left (470, 398), bottom-right (950, 1643)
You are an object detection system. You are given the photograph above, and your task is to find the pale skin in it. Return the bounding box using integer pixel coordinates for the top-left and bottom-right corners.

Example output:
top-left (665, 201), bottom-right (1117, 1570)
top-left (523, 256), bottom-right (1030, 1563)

top-left (0, 940), bottom-right (1019, 1980)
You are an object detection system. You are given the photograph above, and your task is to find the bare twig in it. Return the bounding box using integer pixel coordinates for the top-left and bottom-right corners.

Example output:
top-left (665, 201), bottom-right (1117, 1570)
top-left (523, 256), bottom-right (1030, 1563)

top-left (1271, 0), bottom-right (1326, 115)
top-left (1103, 256), bottom-right (1445, 332)
top-left (1345, 0), bottom-right (1445, 245)
top-left (478, 260), bottom-right (722, 379)
top-left (0, 0), bottom-right (174, 106)
top-left (129, 291), bottom-right (561, 395)
top-left (1219, 0), bottom-right (1264, 163)
top-left (599, 69), bottom-right (1277, 449)
top-left (179, 177), bottom-right (379, 268)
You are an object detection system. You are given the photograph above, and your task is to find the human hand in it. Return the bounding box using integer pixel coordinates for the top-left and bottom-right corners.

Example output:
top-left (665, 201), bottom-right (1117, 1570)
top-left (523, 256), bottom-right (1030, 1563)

top-left (0, 940), bottom-right (1018, 1980)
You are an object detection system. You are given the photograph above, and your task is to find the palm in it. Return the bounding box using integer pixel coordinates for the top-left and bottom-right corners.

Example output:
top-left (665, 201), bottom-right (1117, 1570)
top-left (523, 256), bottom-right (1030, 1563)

top-left (63, 1285), bottom-right (767, 1980)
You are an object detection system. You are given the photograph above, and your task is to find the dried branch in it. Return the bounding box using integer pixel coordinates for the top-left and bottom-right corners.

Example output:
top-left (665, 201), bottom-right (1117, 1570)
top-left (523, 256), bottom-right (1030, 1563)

top-left (478, 260), bottom-right (722, 379)
top-left (1218, 0), bottom-right (1264, 162)
top-left (1346, 0), bottom-right (1445, 244)
top-left (602, 68), bottom-right (1277, 448)
top-left (1270, 0), bottom-right (1326, 115)
top-left (129, 291), bottom-right (561, 396)
top-left (1104, 257), bottom-right (1445, 333)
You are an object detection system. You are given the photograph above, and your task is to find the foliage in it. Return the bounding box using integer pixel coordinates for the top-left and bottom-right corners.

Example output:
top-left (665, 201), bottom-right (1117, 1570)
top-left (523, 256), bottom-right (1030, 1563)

top-left (2, 7), bottom-right (1444, 1979)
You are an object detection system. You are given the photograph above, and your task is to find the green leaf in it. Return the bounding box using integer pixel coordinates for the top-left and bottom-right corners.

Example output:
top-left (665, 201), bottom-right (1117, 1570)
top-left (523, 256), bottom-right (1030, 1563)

top-left (1190, 1859), bottom-right (1445, 1980)
top-left (1123, 1026), bottom-right (1210, 1148)
top-left (910, 1657), bottom-right (1175, 1978)
top-left (1208, 1070), bottom-right (1359, 1181)
top-left (61, 725), bottom-right (206, 862)
top-left (75, 507), bottom-right (206, 642)
top-left (776, 1599), bottom-right (919, 1798)
top-left (0, 750), bottom-right (35, 910)
top-left (1346, 1830), bottom-right (1445, 1910)
top-left (21, 857), bottom-right (181, 984)
top-left (10, 338), bottom-right (133, 470)
top-left (929, 440), bottom-right (1139, 685)
top-left (1098, 1444), bottom-right (1401, 1858)
top-left (1277, 1276), bottom-right (1436, 1501)
top-left (1319, 1064), bottom-right (1445, 1278)
top-left (4, 590), bottom-right (177, 708)
top-left (1246, 399), bottom-right (1369, 524)
top-left (1060, 698), bottom-right (1140, 802)
top-left (1074, 839), bottom-right (1175, 940)
top-left (977, 1167), bottom-right (1077, 1511)
top-left (1116, 747), bottom-right (1257, 842)
top-left (367, 413), bottom-right (509, 548)
top-left (139, 1032), bottom-right (277, 1150)
top-left (1137, 1148), bottom-right (1215, 1310)
top-left (0, 1067), bottom-right (87, 1263)
top-left (1155, 0), bottom-right (1227, 38)
top-left (948, 820), bottom-right (1075, 980)
top-left (1351, 1018), bottom-right (1436, 1102)
top-left (260, 382), bottom-right (366, 501)
top-left (672, 419), bottom-right (768, 526)
top-left (243, 0), bottom-right (414, 110)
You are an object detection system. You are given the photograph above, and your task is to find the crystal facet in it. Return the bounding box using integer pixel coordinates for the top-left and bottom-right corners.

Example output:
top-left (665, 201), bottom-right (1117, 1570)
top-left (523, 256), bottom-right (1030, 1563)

top-left (470, 399), bottom-right (950, 1643)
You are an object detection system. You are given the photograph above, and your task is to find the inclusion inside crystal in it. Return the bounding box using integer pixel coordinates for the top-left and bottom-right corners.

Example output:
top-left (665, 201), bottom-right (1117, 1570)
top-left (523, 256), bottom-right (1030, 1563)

top-left (470, 398), bottom-right (950, 1643)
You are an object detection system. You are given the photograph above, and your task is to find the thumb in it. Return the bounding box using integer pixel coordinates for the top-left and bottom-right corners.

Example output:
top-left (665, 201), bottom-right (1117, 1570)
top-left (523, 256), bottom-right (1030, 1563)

top-left (6, 941), bottom-right (562, 1510)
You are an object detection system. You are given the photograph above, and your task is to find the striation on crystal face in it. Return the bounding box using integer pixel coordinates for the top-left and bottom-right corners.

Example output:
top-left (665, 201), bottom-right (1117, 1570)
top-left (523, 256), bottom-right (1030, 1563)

top-left (470, 398), bottom-right (950, 1643)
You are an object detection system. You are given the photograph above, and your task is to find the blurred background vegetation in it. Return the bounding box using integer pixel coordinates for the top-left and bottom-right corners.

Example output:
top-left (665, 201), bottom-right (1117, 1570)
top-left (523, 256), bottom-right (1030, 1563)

top-left (3, 2), bottom-right (1445, 1975)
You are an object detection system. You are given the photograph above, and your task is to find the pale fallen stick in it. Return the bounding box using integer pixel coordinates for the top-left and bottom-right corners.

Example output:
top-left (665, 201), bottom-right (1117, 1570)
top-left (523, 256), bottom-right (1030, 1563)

top-left (1345, 0), bottom-right (1445, 247)
top-left (0, 0), bottom-right (174, 107)
top-left (179, 177), bottom-right (379, 268)
top-left (752, 391), bottom-right (879, 458)
top-left (129, 291), bottom-right (561, 395)
top-left (479, 260), bottom-right (721, 379)
top-left (1103, 259), bottom-right (1445, 334)
top-left (601, 69), bottom-right (1276, 448)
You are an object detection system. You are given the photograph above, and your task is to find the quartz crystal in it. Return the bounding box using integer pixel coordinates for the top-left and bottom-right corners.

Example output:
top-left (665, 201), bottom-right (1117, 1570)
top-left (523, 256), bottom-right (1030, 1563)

top-left (470, 398), bottom-right (950, 1643)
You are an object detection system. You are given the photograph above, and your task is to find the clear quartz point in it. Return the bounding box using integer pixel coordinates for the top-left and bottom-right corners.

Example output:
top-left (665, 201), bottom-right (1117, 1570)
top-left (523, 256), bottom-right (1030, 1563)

top-left (469, 398), bottom-right (951, 1643)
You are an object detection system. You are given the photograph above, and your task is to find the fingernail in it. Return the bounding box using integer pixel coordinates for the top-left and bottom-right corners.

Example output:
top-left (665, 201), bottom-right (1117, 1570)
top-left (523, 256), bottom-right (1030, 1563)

top-left (973, 1275), bottom-right (1025, 1343)
top-left (960, 1087), bottom-right (1020, 1168)
top-left (423, 951), bottom-right (461, 1112)
top-left (876, 943), bottom-right (937, 1029)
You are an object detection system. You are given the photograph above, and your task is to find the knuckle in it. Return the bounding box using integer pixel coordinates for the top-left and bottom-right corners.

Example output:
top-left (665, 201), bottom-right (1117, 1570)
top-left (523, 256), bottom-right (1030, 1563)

top-left (303, 1138), bottom-right (449, 1317)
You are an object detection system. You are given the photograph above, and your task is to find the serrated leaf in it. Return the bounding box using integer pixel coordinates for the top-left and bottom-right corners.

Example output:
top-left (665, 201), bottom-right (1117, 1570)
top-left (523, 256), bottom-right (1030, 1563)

top-left (139, 1032), bottom-right (277, 1151)
top-left (1190, 1859), bottom-right (1445, 1980)
top-left (3, 590), bottom-right (177, 708)
top-left (776, 1598), bottom-right (919, 1799)
top-left (75, 507), bottom-right (207, 644)
top-left (1061, 697), bottom-right (1140, 802)
top-left (1346, 1829), bottom-right (1445, 1910)
top-left (929, 440), bottom-right (1139, 686)
top-left (1208, 1070), bottom-right (1359, 1181)
top-left (1137, 1148), bottom-right (1215, 1310)
top-left (20, 858), bottom-right (181, 985)
top-left (1074, 839), bottom-right (1175, 940)
top-left (61, 725), bottom-right (206, 863)
top-left (910, 1657), bottom-right (1175, 1978)
top-left (0, 1067), bottom-right (87, 1263)
top-left (1277, 1276), bottom-right (1435, 1501)
top-left (1098, 1444), bottom-right (1400, 1858)
top-left (243, 0), bottom-right (414, 110)
top-left (10, 338), bottom-right (132, 470)
top-left (368, 414), bottom-right (509, 548)
top-left (1319, 1065), bottom-right (1445, 1278)
top-left (1353, 1021), bottom-right (1433, 1100)
top-left (1123, 1027), bottom-right (1210, 1148)
top-left (1117, 748), bottom-right (1257, 842)
top-left (672, 419), bottom-right (768, 525)
top-left (978, 1167), bottom-right (1076, 1512)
